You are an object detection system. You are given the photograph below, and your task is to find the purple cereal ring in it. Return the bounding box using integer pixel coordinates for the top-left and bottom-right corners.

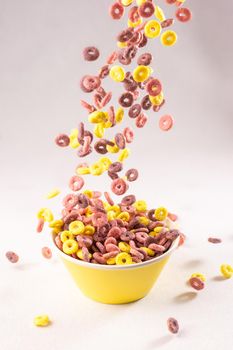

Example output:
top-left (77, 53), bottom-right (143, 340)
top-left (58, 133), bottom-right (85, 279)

top-left (128, 104), bottom-right (142, 118)
top-left (62, 194), bottom-right (79, 209)
top-left (138, 33), bottom-right (148, 48)
top-left (77, 194), bottom-right (89, 208)
top-left (161, 18), bottom-right (174, 28)
top-left (120, 231), bottom-right (135, 241)
top-left (125, 168), bottom-right (139, 182)
top-left (83, 46), bottom-right (100, 61)
top-left (5, 251), bottom-right (19, 263)
top-left (99, 65), bottom-right (110, 79)
top-left (93, 252), bottom-right (106, 264)
top-left (138, 1), bottom-right (155, 18)
top-left (123, 73), bottom-right (138, 92)
top-left (130, 248), bottom-right (144, 260)
top-left (124, 45), bottom-right (138, 59)
top-left (121, 195), bottom-right (136, 206)
top-left (146, 78), bottom-right (162, 97)
top-left (166, 230), bottom-right (180, 241)
top-left (105, 243), bottom-right (120, 253)
top-left (103, 251), bottom-right (118, 259)
top-left (136, 113), bottom-right (148, 128)
top-left (118, 50), bottom-right (132, 66)
top-left (109, 2), bottom-right (124, 20)
top-left (137, 53), bottom-right (152, 66)
top-left (80, 75), bottom-right (101, 93)
top-left (111, 178), bottom-right (127, 195)
top-left (163, 240), bottom-right (172, 251)
top-left (55, 134), bottom-right (70, 147)
top-left (107, 226), bottom-right (121, 239)
top-left (135, 231), bottom-right (148, 244)
top-left (108, 106), bottom-right (116, 126)
top-left (147, 209), bottom-right (157, 221)
top-left (119, 92), bottom-right (134, 108)
top-left (148, 243), bottom-right (166, 252)
top-left (105, 237), bottom-right (117, 246)
top-left (96, 242), bottom-right (106, 254)
top-left (108, 171), bottom-right (119, 180)
top-left (104, 192), bottom-right (114, 206)
top-left (189, 277), bottom-right (205, 291)
top-left (167, 317), bottom-right (179, 334)
top-left (115, 133), bottom-right (126, 149)
top-left (109, 162), bottom-right (123, 173)
top-left (92, 212), bottom-right (108, 227)
top-left (141, 95), bottom-right (152, 110)
top-left (208, 237), bottom-right (222, 244)
top-left (117, 28), bottom-right (134, 43)
top-left (94, 139), bottom-right (108, 154)
top-left (123, 127), bottom-right (134, 143)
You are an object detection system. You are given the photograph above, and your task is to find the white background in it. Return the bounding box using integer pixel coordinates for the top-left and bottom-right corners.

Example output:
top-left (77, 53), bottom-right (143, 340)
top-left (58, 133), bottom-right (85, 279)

top-left (0, 0), bottom-right (233, 349)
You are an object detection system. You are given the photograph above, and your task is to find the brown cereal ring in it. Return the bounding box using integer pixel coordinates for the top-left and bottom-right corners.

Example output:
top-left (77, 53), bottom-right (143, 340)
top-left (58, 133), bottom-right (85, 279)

top-left (77, 194), bottom-right (89, 208)
top-left (55, 134), bottom-right (70, 147)
top-left (109, 162), bottom-right (123, 173)
top-left (128, 104), bottom-right (142, 118)
top-left (208, 237), bottom-right (222, 244)
top-left (119, 92), bottom-right (134, 108)
top-left (121, 195), bottom-right (136, 206)
top-left (77, 145), bottom-right (92, 158)
top-left (118, 50), bottom-right (132, 66)
top-left (117, 28), bottom-right (134, 43)
top-left (80, 75), bottom-right (101, 93)
top-left (128, 6), bottom-right (140, 23)
top-left (161, 18), bottom-right (174, 28)
top-left (83, 46), bottom-right (100, 61)
top-left (115, 133), bottom-right (126, 149)
top-left (141, 95), bottom-right (152, 110)
top-left (94, 140), bottom-right (108, 154)
top-left (125, 168), bottom-right (139, 182)
top-left (189, 277), bottom-right (205, 291)
top-left (144, 236), bottom-right (157, 247)
top-left (111, 178), bottom-right (127, 195)
top-left (108, 171), bottom-right (119, 180)
top-left (136, 113), bottom-right (148, 128)
top-left (166, 230), bottom-right (180, 241)
top-left (146, 78), bottom-right (162, 97)
top-left (175, 7), bottom-right (192, 22)
top-left (123, 127), bottom-right (134, 143)
top-left (166, 0), bottom-right (176, 4)
top-left (123, 74), bottom-right (138, 92)
top-left (138, 33), bottom-right (148, 48)
top-left (125, 45), bottom-right (138, 60)
top-left (6, 251), bottom-right (19, 263)
top-left (120, 231), bottom-right (135, 241)
top-left (167, 317), bottom-right (179, 334)
top-left (110, 2), bottom-right (124, 20)
top-left (138, 1), bottom-right (155, 18)
top-left (99, 65), bottom-right (110, 79)
top-left (108, 106), bottom-right (116, 126)
top-left (137, 53), bottom-right (152, 66)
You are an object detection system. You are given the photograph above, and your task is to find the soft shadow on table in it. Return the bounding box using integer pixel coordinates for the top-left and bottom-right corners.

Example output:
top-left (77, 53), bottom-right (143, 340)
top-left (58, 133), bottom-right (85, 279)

top-left (182, 259), bottom-right (204, 268)
top-left (211, 276), bottom-right (226, 282)
top-left (14, 262), bottom-right (38, 271)
top-left (146, 335), bottom-right (173, 348)
top-left (174, 291), bottom-right (197, 303)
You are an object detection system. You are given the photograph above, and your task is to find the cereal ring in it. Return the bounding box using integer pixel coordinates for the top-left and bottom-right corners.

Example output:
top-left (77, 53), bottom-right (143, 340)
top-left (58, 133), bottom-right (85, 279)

top-left (144, 20), bottom-right (161, 39)
top-left (69, 176), bottom-right (84, 191)
top-left (111, 178), bottom-right (127, 195)
top-left (189, 277), bottom-right (205, 290)
top-left (124, 45), bottom-right (138, 60)
top-left (138, 33), bottom-right (148, 48)
top-left (41, 247), bottom-right (52, 259)
top-left (63, 239), bottom-right (79, 255)
top-left (115, 133), bottom-right (126, 149)
top-left (154, 5), bottom-right (165, 21)
top-left (191, 273), bottom-right (206, 282)
top-left (138, 1), bottom-right (155, 18)
top-left (167, 317), bottom-right (179, 334)
top-left (135, 113), bottom-right (148, 128)
top-left (120, 231), bottom-right (135, 241)
top-left (166, 229), bottom-right (180, 241)
top-left (125, 168), bottom-right (139, 182)
top-left (83, 46), bottom-right (100, 61)
top-left (160, 30), bottom-right (177, 46)
top-left (69, 220), bottom-right (85, 235)
top-left (34, 315), bottom-right (50, 327)
top-left (117, 28), bottom-right (134, 43)
top-left (121, 195), bottom-right (136, 206)
top-left (37, 218), bottom-right (44, 233)
top-left (92, 212), bottom-right (108, 227)
top-left (120, 0), bottom-right (133, 6)
top-left (106, 243), bottom-right (120, 253)
top-left (104, 192), bottom-right (114, 206)
top-left (80, 100), bottom-right (96, 113)
top-left (128, 104), bottom-right (142, 118)
top-left (54, 235), bottom-right (63, 250)
top-left (159, 115), bottom-right (174, 131)
top-left (161, 18), bottom-right (174, 29)
top-left (94, 140), bottom-right (108, 154)
top-left (110, 65), bottom-right (126, 82)
top-left (109, 162), bottom-right (123, 173)
top-left (118, 50), bottom-right (131, 66)
top-left (107, 51), bottom-right (118, 64)
top-left (5, 251), bottom-right (19, 263)
top-left (141, 95), bottom-right (152, 110)
top-left (137, 53), bottom-right (152, 66)
top-left (110, 2), bottom-right (124, 20)
top-left (99, 65), bottom-right (110, 79)
top-left (77, 194), bottom-right (89, 208)
top-left (123, 73), bottom-right (138, 92)
top-left (80, 75), bottom-right (101, 93)
top-left (62, 194), bottom-right (79, 209)
top-left (133, 65), bottom-right (151, 83)
top-left (93, 252), bottom-right (106, 264)
top-left (154, 207), bottom-right (168, 221)
top-left (123, 127), bottom-right (134, 143)
top-left (128, 6), bottom-right (140, 22)
top-left (60, 231), bottom-right (74, 243)
top-left (220, 264), bottom-right (233, 279)
top-left (108, 171), bottom-right (119, 180)
top-left (116, 252), bottom-right (132, 265)
top-left (148, 243), bottom-right (165, 252)
top-left (208, 237), bottom-right (222, 244)
top-left (135, 231), bottom-right (148, 244)
top-left (55, 134), bottom-right (70, 147)
top-left (166, 0), bottom-right (176, 3)
top-left (175, 7), bottom-right (192, 22)
top-left (119, 92), bottom-right (134, 108)
top-left (146, 79), bottom-right (162, 97)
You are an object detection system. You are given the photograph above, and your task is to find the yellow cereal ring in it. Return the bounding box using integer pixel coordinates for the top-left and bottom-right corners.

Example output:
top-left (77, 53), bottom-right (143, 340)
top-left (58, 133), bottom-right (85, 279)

top-left (110, 66), bottom-right (126, 82)
top-left (154, 207), bottom-right (168, 221)
top-left (118, 241), bottom-right (130, 253)
top-left (46, 188), bottom-right (60, 199)
top-left (101, 119), bottom-right (112, 129)
top-left (34, 315), bottom-right (50, 327)
top-left (121, 0), bottom-right (133, 5)
top-left (160, 30), bottom-right (177, 47)
top-left (108, 205), bottom-right (121, 215)
top-left (77, 248), bottom-right (92, 261)
top-left (85, 207), bottom-right (93, 217)
top-left (62, 239), bottom-right (79, 255)
top-left (60, 230), bottom-right (74, 243)
top-left (117, 41), bottom-right (128, 48)
top-left (153, 226), bottom-right (164, 234)
top-left (107, 211), bottom-right (117, 221)
top-left (94, 123), bottom-right (105, 138)
top-left (220, 264), bottom-right (233, 279)
top-left (107, 141), bottom-right (120, 154)
top-left (37, 208), bottom-right (54, 222)
top-left (117, 211), bottom-right (130, 222)
top-left (134, 200), bottom-right (147, 212)
top-left (138, 216), bottom-right (150, 225)
top-left (154, 6), bottom-right (165, 22)
top-left (51, 228), bottom-right (62, 235)
top-left (144, 20), bottom-right (161, 39)
top-left (116, 252), bottom-right (133, 265)
top-left (49, 220), bottom-right (64, 229)
top-left (69, 128), bottom-right (80, 149)
top-left (84, 225), bottom-right (95, 235)
top-left (133, 65), bottom-right (151, 83)
top-left (90, 162), bottom-right (104, 176)
top-left (83, 190), bottom-right (93, 198)
top-left (128, 18), bottom-right (143, 28)
top-left (191, 273), bottom-right (206, 282)
top-left (118, 148), bottom-right (130, 162)
top-left (136, 0), bottom-right (146, 5)
top-left (88, 111), bottom-right (107, 124)
top-left (98, 157), bottom-right (112, 171)
top-left (149, 91), bottom-right (164, 106)
top-left (69, 220), bottom-right (85, 235)
top-left (115, 107), bottom-right (124, 124)
top-left (107, 257), bottom-right (116, 265)
top-left (140, 247), bottom-right (155, 257)
top-left (76, 166), bottom-right (90, 175)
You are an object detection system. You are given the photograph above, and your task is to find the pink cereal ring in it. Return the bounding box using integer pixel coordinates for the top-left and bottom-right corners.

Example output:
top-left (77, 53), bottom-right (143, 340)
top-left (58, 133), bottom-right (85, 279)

top-left (37, 219), bottom-right (44, 233)
top-left (167, 317), bottom-right (179, 334)
top-left (82, 247), bottom-right (91, 262)
top-left (130, 248), bottom-right (144, 260)
top-left (189, 277), bottom-right (205, 291)
top-left (159, 114), bottom-right (174, 131)
top-left (92, 212), bottom-right (108, 227)
top-left (54, 235), bottom-right (63, 250)
top-left (138, 1), bottom-right (155, 18)
top-left (107, 226), bottom-right (121, 239)
top-left (107, 51), bottom-right (118, 65)
top-left (148, 243), bottom-right (166, 252)
top-left (166, 0), bottom-right (176, 4)
top-left (135, 231), bottom-right (148, 244)
top-left (104, 192), bottom-right (114, 206)
top-left (105, 237), bottom-right (117, 246)
top-left (111, 178), bottom-right (128, 195)
top-left (175, 7), bottom-right (192, 23)
top-left (105, 243), bottom-right (120, 253)
top-left (93, 252), bottom-right (106, 264)
top-left (168, 212), bottom-right (178, 221)
top-left (109, 2), bottom-right (124, 20)
top-left (41, 247), bottom-right (52, 259)
top-left (136, 113), bottom-right (148, 128)
top-left (103, 251), bottom-right (118, 259)
top-left (128, 6), bottom-right (140, 22)
top-left (80, 100), bottom-right (96, 113)
top-left (62, 194), bottom-right (79, 209)
top-left (123, 127), bottom-right (134, 143)
top-left (69, 176), bottom-right (84, 192)
top-left (125, 168), bottom-right (139, 182)
top-left (96, 242), bottom-right (106, 254)
top-left (55, 134), bottom-right (70, 147)
top-left (146, 79), bottom-right (162, 97)
top-left (5, 251), bottom-right (19, 263)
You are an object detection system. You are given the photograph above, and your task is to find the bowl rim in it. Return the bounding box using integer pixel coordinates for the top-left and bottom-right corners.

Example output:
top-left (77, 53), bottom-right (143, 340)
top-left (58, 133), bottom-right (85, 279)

top-left (52, 233), bottom-right (180, 270)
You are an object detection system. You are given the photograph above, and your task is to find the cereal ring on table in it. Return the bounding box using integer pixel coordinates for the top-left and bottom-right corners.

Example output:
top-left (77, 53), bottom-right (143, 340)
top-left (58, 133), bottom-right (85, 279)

top-left (160, 30), bottom-right (177, 46)
top-left (34, 315), bottom-right (50, 327)
top-left (123, 127), bottom-right (134, 143)
top-left (104, 192), bottom-right (114, 206)
top-left (110, 65), bottom-right (126, 82)
top-left (83, 46), bottom-right (100, 61)
top-left (41, 247), bottom-right (52, 259)
top-left (69, 176), bottom-right (84, 192)
top-left (144, 20), bottom-right (161, 38)
top-left (141, 95), bottom-right (152, 110)
top-left (5, 251), bottom-right (19, 263)
top-left (135, 114), bottom-right (148, 128)
top-left (208, 237), bottom-right (222, 244)
top-left (80, 75), bottom-right (101, 93)
top-left (109, 162), bottom-right (123, 173)
top-left (108, 171), bottom-right (119, 180)
top-left (55, 134), bottom-right (70, 147)
top-left (161, 18), bottom-right (174, 29)
top-left (220, 264), bottom-right (233, 279)
top-left (99, 65), bottom-right (110, 79)
top-left (62, 194), bottom-right (79, 209)
top-left (117, 28), bottom-right (134, 43)
top-left (121, 195), bottom-right (136, 206)
top-left (189, 277), bottom-right (205, 290)
top-left (115, 133), bottom-right (126, 149)
top-left (111, 178), bottom-right (127, 195)
top-left (128, 104), bottom-right (142, 118)
top-left (125, 168), bottom-right (139, 182)
top-left (175, 7), bottom-right (192, 22)
top-left (167, 317), bottom-right (179, 334)
top-left (133, 65), bottom-right (151, 83)
top-left (119, 92), bottom-right (134, 108)
top-left (116, 252), bottom-right (132, 265)
top-left (146, 79), bottom-right (162, 97)
top-left (138, 33), bottom-right (148, 48)
top-left (92, 212), bottom-right (108, 227)
top-left (137, 53), bottom-right (152, 66)
top-left (109, 2), bottom-right (124, 20)
top-left (138, 1), bottom-right (155, 18)
top-left (159, 114), bottom-right (174, 131)
top-left (62, 239), bottom-right (79, 255)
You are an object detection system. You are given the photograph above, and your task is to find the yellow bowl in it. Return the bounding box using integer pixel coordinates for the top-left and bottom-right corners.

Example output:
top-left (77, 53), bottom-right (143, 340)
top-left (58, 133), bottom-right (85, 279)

top-left (53, 236), bottom-right (179, 304)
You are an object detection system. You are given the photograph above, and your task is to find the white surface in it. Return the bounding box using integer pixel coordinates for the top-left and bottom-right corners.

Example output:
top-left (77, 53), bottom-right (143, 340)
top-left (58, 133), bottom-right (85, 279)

top-left (1, 0), bottom-right (233, 349)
